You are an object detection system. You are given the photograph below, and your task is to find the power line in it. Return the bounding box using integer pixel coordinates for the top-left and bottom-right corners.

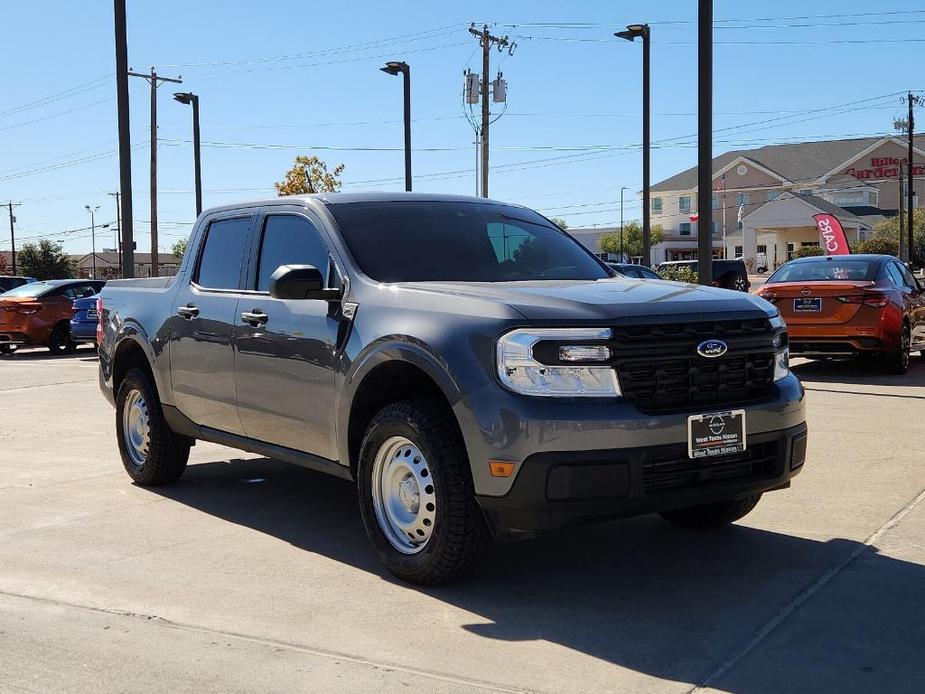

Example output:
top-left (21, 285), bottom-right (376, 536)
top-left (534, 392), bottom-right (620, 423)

top-left (0, 74), bottom-right (110, 120)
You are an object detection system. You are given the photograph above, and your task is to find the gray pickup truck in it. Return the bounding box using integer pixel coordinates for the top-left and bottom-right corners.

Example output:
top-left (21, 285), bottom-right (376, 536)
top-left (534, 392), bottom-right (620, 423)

top-left (98, 193), bottom-right (807, 584)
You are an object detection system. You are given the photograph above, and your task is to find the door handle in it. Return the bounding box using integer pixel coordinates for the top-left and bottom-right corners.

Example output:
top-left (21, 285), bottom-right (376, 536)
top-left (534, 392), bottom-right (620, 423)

top-left (177, 305), bottom-right (199, 319)
top-left (241, 310), bottom-right (269, 326)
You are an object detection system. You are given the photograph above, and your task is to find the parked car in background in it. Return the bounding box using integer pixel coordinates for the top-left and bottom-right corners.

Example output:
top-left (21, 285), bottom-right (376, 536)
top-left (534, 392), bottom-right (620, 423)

top-left (0, 279), bottom-right (105, 355)
top-left (756, 254), bottom-right (925, 374)
top-left (70, 294), bottom-right (101, 346)
top-left (657, 259), bottom-right (750, 291)
top-left (0, 276), bottom-right (38, 293)
top-left (607, 262), bottom-right (662, 280)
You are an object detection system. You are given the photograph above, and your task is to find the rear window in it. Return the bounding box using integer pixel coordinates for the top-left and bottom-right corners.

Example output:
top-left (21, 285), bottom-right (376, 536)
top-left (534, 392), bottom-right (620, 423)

top-left (328, 201), bottom-right (608, 283)
top-left (768, 258), bottom-right (876, 283)
top-left (0, 282), bottom-right (55, 298)
top-left (196, 217), bottom-right (251, 289)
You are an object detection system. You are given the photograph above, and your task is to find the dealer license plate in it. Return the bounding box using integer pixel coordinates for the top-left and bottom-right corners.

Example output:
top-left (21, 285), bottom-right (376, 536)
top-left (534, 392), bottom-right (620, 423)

top-left (793, 297), bottom-right (822, 312)
top-left (687, 410), bottom-right (746, 459)
top-left (87, 309), bottom-right (98, 319)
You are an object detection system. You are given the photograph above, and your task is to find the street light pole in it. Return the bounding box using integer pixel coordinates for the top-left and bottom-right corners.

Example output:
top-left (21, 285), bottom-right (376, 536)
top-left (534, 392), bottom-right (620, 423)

top-left (620, 186), bottom-right (627, 261)
top-left (173, 92), bottom-right (202, 215)
top-left (85, 205), bottom-right (100, 279)
top-left (616, 24), bottom-right (651, 266)
top-left (380, 61), bottom-right (412, 191)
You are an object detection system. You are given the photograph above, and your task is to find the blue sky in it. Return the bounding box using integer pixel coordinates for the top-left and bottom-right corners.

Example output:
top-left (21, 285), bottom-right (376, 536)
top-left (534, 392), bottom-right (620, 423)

top-left (1, 1), bottom-right (923, 255)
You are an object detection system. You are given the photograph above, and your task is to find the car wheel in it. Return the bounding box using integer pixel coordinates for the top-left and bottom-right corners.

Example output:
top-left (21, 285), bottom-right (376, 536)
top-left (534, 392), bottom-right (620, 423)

top-left (659, 494), bottom-right (762, 529)
top-left (48, 322), bottom-right (77, 354)
top-left (115, 368), bottom-right (190, 485)
top-left (0, 344), bottom-right (16, 355)
top-left (882, 323), bottom-right (911, 375)
top-left (732, 275), bottom-right (748, 292)
top-left (357, 398), bottom-right (491, 585)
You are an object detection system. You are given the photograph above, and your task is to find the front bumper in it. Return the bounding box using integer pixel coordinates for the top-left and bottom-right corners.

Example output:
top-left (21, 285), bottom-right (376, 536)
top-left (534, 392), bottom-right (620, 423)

top-left (477, 422), bottom-right (807, 539)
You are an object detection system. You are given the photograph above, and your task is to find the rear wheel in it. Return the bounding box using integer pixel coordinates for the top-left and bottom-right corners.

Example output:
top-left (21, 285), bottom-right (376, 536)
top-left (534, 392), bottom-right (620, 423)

top-left (357, 398), bottom-right (491, 585)
top-left (48, 322), bottom-right (76, 354)
top-left (882, 323), bottom-right (911, 375)
top-left (732, 275), bottom-right (748, 292)
top-left (659, 494), bottom-right (762, 529)
top-left (115, 368), bottom-right (190, 485)
top-left (0, 344), bottom-right (16, 355)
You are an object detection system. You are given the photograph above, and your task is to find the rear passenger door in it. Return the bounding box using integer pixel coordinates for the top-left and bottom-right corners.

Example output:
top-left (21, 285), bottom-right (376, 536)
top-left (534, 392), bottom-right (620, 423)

top-left (169, 213), bottom-right (254, 435)
top-left (232, 208), bottom-right (342, 459)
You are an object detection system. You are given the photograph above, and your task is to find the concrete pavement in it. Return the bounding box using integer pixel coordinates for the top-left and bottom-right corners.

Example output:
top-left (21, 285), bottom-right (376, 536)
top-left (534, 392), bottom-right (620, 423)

top-left (1, 346), bottom-right (924, 693)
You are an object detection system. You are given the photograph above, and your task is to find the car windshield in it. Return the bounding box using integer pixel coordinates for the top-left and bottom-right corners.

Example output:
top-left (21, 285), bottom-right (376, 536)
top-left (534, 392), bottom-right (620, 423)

top-left (328, 201), bottom-right (609, 283)
top-left (0, 282), bottom-right (55, 298)
top-left (769, 259), bottom-right (875, 283)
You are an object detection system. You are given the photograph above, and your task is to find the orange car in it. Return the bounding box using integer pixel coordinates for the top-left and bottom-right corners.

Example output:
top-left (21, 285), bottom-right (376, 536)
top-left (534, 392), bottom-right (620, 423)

top-left (756, 254), bottom-right (925, 374)
top-left (0, 279), bottom-right (105, 355)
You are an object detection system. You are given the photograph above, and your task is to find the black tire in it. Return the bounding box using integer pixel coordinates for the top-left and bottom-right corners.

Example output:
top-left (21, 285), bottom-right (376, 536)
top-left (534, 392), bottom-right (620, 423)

top-left (115, 368), bottom-right (190, 486)
top-left (881, 323), bottom-right (911, 375)
top-left (48, 322), bottom-right (76, 354)
top-left (659, 494), bottom-right (762, 529)
top-left (0, 344), bottom-right (16, 355)
top-left (357, 398), bottom-right (491, 585)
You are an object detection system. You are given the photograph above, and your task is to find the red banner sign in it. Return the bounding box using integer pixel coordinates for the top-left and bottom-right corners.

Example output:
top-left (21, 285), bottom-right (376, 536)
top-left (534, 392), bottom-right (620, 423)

top-left (812, 213), bottom-right (851, 255)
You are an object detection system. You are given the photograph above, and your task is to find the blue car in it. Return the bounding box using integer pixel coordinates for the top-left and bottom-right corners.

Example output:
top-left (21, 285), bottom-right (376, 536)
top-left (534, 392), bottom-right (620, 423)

top-left (70, 294), bottom-right (100, 345)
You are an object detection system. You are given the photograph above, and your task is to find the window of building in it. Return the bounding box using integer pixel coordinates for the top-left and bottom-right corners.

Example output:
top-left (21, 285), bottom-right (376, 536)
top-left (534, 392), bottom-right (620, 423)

top-left (679, 196), bottom-right (691, 214)
top-left (767, 190), bottom-right (778, 202)
top-left (196, 217), bottom-right (251, 289)
top-left (737, 192), bottom-right (749, 207)
top-left (712, 193), bottom-right (719, 210)
top-left (757, 244), bottom-right (767, 254)
top-left (679, 222), bottom-right (691, 236)
top-left (799, 189), bottom-right (813, 198)
top-left (801, 241), bottom-right (820, 248)
top-left (652, 197), bottom-right (663, 214)
top-left (734, 245), bottom-right (743, 257)
top-left (256, 215), bottom-right (330, 292)
top-left (711, 221), bottom-right (718, 236)
top-left (832, 190), bottom-right (865, 206)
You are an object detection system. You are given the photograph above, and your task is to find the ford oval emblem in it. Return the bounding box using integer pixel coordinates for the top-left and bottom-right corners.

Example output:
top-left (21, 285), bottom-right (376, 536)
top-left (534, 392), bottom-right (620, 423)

top-left (697, 339), bottom-right (728, 358)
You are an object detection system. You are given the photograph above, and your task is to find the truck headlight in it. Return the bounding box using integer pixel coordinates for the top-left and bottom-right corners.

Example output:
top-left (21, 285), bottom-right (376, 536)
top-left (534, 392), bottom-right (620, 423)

top-left (496, 328), bottom-right (620, 397)
top-left (774, 348), bottom-right (789, 381)
top-left (769, 313), bottom-right (786, 330)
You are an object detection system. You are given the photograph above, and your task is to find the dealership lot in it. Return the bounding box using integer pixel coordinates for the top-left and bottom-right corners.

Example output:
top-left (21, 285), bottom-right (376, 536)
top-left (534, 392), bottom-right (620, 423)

top-left (1, 348), bottom-right (924, 693)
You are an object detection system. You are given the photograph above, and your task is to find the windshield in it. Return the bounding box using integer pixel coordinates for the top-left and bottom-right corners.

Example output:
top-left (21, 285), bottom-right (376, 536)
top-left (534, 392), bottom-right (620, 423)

top-left (328, 201), bottom-right (609, 283)
top-left (0, 282), bottom-right (55, 298)
top-left (768, 258), bottom-right (875, 283)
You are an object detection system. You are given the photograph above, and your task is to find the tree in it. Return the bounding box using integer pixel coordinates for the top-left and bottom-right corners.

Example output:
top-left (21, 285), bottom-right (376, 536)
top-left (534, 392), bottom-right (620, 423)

top-left (792, 245), bottom-right (826, 259)
top-left (869, 210), bottom-right (925, 260)
top-left (598, 221), bottom-right (664, 260)
top-left (172, 238), bottom-right (189, 260)
top-left (275, 155), bottom-right (345, 196)
top-left (0, 252), bottom-right (7, 274)
top-left (549, 216), bottom-right (569, 230)
top-left (854, 236), bottom-right (899, 256)
top-left (17, 240), bottom-right (76, 280)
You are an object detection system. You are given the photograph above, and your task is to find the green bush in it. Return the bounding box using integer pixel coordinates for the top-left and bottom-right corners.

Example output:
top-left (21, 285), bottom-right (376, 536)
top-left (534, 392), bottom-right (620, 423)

top-left (657, 266), bottom-right (699, 284)
top-left (791, 246), bottom-right (825, 259)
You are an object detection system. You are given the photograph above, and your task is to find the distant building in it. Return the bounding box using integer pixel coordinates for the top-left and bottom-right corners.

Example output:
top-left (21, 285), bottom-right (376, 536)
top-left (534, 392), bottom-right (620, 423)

top-left (73, 252), bottom-right (180, 279)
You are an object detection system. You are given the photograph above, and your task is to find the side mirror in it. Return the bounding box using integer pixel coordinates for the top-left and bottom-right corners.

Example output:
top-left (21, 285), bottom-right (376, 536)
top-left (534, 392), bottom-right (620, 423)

top-left (269, 265), bottom-right (341, 301)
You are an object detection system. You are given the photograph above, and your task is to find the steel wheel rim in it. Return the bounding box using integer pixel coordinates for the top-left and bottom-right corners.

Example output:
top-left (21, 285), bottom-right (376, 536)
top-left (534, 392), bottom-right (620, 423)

top-left (370, 436), bottom-right (437, 554)
top-left (122, 389), bottom-right (151, 467)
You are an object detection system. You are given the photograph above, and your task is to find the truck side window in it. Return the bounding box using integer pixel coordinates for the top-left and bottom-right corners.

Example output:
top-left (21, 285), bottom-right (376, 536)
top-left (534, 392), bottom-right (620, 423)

top-left (256, 215), bottom-right (330, 292)
top-left (196, 217), bottom-right (250, 289)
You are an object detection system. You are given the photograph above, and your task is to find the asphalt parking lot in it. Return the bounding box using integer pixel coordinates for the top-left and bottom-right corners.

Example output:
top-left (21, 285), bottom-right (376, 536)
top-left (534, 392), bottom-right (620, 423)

top-left (1, 347), bottom-right (924, 693)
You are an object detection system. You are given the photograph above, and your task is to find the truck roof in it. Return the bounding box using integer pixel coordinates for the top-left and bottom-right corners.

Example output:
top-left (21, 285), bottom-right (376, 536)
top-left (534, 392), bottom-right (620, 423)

top-left (200, 191), bottom-right (526, 217)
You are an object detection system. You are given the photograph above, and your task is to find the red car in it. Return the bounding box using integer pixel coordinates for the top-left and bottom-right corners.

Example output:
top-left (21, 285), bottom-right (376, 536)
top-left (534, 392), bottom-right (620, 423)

top-left (0, 279), bottom-right (105, 355)
top-left (756, 254), bottom-right (925, 374)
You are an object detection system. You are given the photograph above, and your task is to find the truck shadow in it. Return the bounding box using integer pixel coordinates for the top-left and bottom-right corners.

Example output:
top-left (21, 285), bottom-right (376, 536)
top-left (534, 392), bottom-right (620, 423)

top-left (149, 457), bottom-right (925, 693)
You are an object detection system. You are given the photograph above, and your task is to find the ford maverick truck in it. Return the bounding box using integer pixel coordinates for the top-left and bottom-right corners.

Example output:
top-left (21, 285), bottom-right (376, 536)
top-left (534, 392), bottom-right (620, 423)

top-left (98, 193), bottom-right (807, 584)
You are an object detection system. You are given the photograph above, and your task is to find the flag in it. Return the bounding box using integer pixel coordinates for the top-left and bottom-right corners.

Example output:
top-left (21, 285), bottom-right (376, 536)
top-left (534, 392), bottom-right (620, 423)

top-left (689, 213), bottom-right (699, 222)
top-left (736, 205), bottom-right (744, 224)
top-left (714, 172), bottom-right (726, 193)
top-left (812, 213), bottom-right (851, 255)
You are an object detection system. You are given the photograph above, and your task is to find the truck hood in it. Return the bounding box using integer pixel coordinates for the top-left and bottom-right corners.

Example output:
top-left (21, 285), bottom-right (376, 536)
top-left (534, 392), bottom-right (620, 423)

top-left (399, 278), bottom-right (775, 322)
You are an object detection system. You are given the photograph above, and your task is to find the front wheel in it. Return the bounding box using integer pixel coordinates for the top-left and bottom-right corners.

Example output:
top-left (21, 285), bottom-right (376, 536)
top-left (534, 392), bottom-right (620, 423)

top-left (48, 323), bottom-right (76, 354)
top-left (357, 399), bottom-right (491, 585)
top-left (659, 494), bottom-right (762, 529)
top-left (115, 368), bottom-right (190, 485)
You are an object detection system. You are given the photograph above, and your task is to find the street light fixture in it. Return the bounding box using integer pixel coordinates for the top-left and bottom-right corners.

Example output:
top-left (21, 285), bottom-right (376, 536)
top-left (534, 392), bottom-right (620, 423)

top-left (380, 61), bottom-right (412, 192)
top-left (85, 205), bottom-right (101, 279)
top-left (615, 23), bottom-right (651, 266)
top-left (173, 91), bottom-right (202, 216)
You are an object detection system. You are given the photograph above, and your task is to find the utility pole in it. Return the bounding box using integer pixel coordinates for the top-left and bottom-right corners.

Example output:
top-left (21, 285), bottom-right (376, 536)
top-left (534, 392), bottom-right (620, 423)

top-left (899, 168), bottom-right (906, 261)
top-left (904, 92), bottom-right (922, 266)
top-left (468, 24), bottom-right (510, 198)
top-left (108, 191), bottom-right (121, 276)
top-left (128, 67), bottom-right (182, 277)
top-left (113, 0), bottom-right (135, 279)
top-left (85, 205), bottom-right (101, 279)
top-left (696, 0), bottom-right (714, 285)
top-left (6, 202), bottom-right (20, 275)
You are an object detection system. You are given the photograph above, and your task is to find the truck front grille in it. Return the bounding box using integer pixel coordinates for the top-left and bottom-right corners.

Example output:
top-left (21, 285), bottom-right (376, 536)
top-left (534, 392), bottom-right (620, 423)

top-left (610, 318), bottom-right (778, 413)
